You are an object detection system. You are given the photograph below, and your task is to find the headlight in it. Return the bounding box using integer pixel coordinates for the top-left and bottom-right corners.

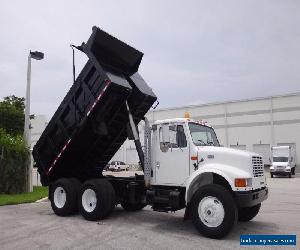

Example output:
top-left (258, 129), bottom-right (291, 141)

top-left (270, 166), bottom-right (274, 169)
top-left (286, 166), bottom-right (291, 169)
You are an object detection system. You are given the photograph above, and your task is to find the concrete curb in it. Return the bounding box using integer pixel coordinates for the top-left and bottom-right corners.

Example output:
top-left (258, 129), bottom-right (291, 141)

top-left (35, 197), bottom-right (49, 203)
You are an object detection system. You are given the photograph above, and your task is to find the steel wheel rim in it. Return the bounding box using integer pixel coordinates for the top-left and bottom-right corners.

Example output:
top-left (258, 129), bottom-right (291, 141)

top-left (198, 196), bottom-right (225, 227)
top-left (82, 188), bottom-right (97, 213)
top-left (53, 187), bottom-right (66, 209)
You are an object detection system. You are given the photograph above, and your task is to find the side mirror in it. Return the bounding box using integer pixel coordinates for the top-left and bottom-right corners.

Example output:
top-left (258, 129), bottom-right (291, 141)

top-left (161, 124), bottom-right (170, 143)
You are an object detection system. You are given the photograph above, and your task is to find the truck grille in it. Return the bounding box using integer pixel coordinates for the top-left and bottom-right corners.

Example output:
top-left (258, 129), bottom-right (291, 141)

top-left (252, 156), bottom-right (264, 177)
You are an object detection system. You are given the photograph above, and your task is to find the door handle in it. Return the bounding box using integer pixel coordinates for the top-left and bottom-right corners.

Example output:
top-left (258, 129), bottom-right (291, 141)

top-left (156, 161), bottom-right (160, 168)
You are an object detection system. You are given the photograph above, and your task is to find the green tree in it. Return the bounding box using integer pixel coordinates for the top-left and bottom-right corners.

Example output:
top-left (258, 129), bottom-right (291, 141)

top-left (0, 95), bottom-right (25, 135)
top-left (3, 95), bottom-right (25, 111)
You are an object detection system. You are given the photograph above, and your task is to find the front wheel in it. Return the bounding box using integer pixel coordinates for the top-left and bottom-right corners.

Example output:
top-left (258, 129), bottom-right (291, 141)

top-left (190, 184), bottom-right (237, 239)
top-left (238, 203), bottom-right (261, 222)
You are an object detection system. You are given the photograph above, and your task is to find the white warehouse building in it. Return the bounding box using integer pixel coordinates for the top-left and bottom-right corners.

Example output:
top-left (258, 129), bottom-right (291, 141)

top-left (112, 92), bottom-right (300, 172)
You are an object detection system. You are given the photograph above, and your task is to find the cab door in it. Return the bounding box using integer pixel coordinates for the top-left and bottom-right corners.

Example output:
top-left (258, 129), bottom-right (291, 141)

top-left (154, 123), bottom-right (190, 186)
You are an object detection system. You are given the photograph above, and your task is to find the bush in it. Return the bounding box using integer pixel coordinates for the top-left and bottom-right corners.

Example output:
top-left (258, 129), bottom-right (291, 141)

top-left (0, 128), bottom-right (29, 194)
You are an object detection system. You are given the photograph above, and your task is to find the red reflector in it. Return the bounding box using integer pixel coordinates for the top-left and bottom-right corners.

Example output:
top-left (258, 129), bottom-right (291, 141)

top-left (191, 156), bottom-right (198, 161)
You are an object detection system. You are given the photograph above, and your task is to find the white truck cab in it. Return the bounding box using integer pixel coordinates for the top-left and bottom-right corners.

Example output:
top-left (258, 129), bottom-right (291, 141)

top-left (270, 146), bottom-right (296, 178)
top-left (151, 118), bottom-right (266, 190)
top-left (151, 118), bottom-right (266, 191)
top-left (145, 118), bottom-right (268, 238)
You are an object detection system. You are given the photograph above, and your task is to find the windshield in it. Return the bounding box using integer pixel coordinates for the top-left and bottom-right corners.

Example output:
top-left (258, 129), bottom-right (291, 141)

top-left (273, 157), bottom-right (288, 162)
top-left (188, 123), bottom-right (220, 146)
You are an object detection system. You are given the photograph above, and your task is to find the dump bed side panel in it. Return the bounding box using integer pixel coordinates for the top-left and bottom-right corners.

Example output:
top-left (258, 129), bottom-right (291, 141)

top-left (33, 27), bottom-right (157, 185)
top-left (33, 62), bottom-right (134, 184)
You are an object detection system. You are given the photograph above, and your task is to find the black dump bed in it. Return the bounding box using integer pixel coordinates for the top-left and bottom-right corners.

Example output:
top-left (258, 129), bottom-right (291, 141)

top-left (32, 27), bottom-right (157, 186)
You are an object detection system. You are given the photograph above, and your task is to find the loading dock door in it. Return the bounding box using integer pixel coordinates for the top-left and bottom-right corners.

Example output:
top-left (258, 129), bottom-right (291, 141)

top-left (230, 145), bottom-right (246, 151)
top-left (253, 144), bottom-right (271, 166)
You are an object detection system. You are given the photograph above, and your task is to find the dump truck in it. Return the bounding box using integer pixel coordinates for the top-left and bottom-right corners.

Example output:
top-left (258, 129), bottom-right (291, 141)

top-left (33, 26), bottom-right (268, 239)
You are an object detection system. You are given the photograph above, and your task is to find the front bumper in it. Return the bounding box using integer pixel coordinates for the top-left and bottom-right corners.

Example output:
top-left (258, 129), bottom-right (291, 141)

top-left (270, 168), bottom-right (291, 174)
top-left (235, 187), bottom-right (268, 208)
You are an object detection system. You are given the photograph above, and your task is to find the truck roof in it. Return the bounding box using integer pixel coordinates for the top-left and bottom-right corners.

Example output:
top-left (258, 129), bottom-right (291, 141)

top-left (153, 118), bottom-right (212, 128)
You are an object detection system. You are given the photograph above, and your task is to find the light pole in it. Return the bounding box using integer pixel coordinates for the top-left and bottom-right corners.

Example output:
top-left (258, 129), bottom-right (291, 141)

top-left (24, 50), bottom-right (44, 192)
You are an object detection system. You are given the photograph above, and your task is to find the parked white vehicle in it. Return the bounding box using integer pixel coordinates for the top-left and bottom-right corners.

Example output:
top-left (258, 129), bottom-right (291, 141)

top-left (108, 161), bottom-right (129, 172)
top-left (270, 146), bottom-right (296, 178)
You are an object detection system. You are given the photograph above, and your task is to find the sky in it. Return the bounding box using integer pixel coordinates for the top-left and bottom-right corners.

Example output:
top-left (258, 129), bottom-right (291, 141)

top-left (0, 0), bottom-right (300, 119)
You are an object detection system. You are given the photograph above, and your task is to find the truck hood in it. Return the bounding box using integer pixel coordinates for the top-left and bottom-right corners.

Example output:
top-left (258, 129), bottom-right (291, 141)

top-left (196, 146), bottom-right (259, 175)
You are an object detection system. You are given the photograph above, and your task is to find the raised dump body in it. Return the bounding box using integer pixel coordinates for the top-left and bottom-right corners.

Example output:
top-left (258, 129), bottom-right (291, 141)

top-left (32, 27), bottom-right (157, 186)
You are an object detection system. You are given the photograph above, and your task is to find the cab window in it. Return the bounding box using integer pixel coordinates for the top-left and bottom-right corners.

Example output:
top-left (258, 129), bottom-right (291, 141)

top-left (176, 125), bottom-right (187, 148)
top-left (159, 124), bottom-right (187, 152)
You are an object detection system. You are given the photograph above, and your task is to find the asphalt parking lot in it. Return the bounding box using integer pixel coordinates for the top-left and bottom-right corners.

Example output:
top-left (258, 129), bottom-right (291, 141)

top-left (0, 175), bottom-right (299, 250)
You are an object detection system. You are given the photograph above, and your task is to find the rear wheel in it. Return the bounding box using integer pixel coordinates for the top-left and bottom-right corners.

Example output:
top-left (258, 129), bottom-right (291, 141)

top-left (238, 203), bottom-right (261, 222)
top-left (292, 167), bottom-right (295, 175)
top-left (190, 184), bottom-right (237, 239)
top-left (50, 178), bottom-right (79, 216)
top-left (79, 179), bottom-right (115, 221)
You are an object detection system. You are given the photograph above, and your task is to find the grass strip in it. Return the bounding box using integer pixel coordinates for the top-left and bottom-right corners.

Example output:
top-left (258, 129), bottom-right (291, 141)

top-left (0, 186), bottom-right (48, 206)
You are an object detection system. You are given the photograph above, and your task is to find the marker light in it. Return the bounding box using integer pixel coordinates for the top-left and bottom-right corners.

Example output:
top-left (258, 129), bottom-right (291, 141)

top-left (184, 112), bottom-right (190, 118)
top-left (235, 178), bottom-right (247, 187)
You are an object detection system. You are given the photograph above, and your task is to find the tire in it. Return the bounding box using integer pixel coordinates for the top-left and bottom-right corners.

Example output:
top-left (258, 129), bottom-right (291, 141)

top-left (190, 184), bottom-right (237, 239)
top-left (270, 173), bottom-right (273, 178)
top-left (288, 173), bottom-right (292, 178)
top-left (79, 179), bottom-right (115, 221)
top-left (121, 200), bottom-right (146, 211)
top-left (50, 178), bottom-right (79, 216)
top-left (238, 203), bottom-right (261, 222)
top-left (292, 168), bottom-right (295, 175)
